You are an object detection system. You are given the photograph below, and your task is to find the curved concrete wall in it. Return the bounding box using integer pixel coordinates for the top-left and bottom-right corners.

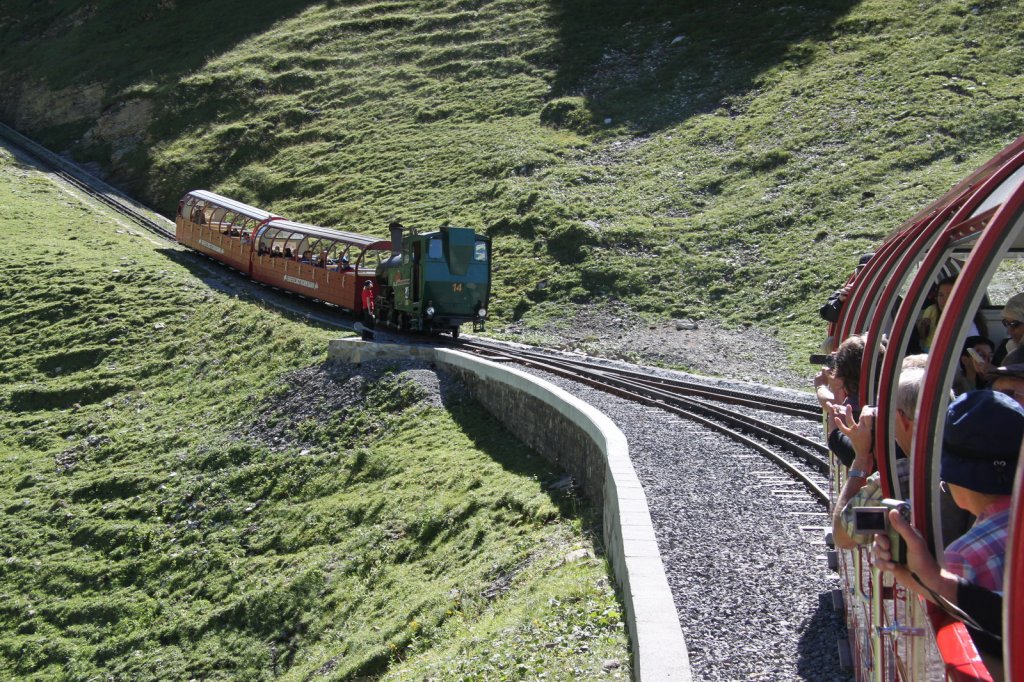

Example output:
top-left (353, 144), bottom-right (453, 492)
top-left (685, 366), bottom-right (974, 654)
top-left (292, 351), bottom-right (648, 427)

top-left (329, 339), bottom-right (691, 681)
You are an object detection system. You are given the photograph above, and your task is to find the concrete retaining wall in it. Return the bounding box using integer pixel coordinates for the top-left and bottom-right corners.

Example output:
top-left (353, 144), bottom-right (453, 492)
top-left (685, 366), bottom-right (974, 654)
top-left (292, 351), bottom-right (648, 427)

top-left (328, 339), bottom-right (691, 681)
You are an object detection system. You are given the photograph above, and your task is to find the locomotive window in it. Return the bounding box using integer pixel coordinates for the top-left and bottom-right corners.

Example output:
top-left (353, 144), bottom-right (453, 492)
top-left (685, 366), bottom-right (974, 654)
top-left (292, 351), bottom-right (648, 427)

top-left (474, 241), bottom-right (488, 262)
top-left (428, 238), bottom-right (443, 260)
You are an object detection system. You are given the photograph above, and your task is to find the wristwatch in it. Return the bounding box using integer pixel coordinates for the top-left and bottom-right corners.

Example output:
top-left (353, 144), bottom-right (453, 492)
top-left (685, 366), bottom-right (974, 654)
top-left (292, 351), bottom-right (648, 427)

top-left (847, 469), bottom-right (870, 479)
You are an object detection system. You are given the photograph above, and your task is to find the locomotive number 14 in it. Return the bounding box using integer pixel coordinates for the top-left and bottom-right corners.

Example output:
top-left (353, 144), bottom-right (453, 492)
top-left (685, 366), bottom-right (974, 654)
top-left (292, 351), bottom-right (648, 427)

top-left (451, 283), bottom-right (463, 293)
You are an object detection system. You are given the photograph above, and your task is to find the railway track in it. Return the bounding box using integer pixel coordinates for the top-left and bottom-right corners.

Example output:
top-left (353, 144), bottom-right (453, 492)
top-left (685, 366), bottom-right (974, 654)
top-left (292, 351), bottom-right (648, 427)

top-left (2, 123), bottom-right (830, 506)
top-left (0, 121), bottom-right (176, 242)
top-left (458, 339), bottom-right (830, 506)
top-left (54, 169), bottom-right (175, 241)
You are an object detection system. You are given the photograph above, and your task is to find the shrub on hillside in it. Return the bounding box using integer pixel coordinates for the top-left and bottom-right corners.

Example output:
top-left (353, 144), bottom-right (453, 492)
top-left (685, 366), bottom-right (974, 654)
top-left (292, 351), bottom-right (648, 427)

top-left (539, 97), bottom-right (593, 133)
top-left (547, 221), bottom-right (598, 262)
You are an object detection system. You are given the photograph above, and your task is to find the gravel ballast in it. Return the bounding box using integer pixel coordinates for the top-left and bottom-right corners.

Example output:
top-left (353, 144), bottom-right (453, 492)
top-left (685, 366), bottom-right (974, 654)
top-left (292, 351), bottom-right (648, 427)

top-left (515, 363), bottom-right (851, 681)
top-left (297, 353), bottom-right (851, 680)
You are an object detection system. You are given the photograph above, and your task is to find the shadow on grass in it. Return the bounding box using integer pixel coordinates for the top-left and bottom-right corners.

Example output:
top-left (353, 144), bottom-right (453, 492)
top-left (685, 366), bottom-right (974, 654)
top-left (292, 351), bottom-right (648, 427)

top-left (1, 0), bottom-right (324, 94)
top-left (545, 0), bottom-right (860, 133)
top-left (436, 376), bottom-right (597, 531)
top-left (154, 246), bottom-right (353, 333)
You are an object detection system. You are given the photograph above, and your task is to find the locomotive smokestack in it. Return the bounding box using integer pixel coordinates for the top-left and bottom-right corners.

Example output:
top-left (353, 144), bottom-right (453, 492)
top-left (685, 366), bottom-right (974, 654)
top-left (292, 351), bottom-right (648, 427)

top-left (388, 221), bottom-right (404, 255)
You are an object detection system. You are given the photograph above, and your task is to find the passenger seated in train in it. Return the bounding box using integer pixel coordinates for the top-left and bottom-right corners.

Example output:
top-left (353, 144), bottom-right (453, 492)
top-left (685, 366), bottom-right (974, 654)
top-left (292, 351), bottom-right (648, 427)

top-left (986, 351), bottom-right (1024, 408)
top-left (831, 362), bottom-right (924, 549)
top-left (814, 334), bottom-right (880, 467)
top-left (273, 246), bottom-right (283, 258)
top-left (872, 507), bottom-right (1005, 658)
top-left (916, 276), bottom-right (956, 352)
top-left (994, 291), bottom-right (1024, 364)
top-left (937, 390), bottom-right (1023, 592)
top-left (317, 251), bottom-right (328, 268)
top-left (341, 256), bottom-right (352, 271)
top-left (871, 389), bottom-right (1023, 662)
top-left (301, 250), bottom-right (313, 263)
top-left (953, 336), bottom-right (995, 394)
top-left (283, 247), bottom-right (293, 259)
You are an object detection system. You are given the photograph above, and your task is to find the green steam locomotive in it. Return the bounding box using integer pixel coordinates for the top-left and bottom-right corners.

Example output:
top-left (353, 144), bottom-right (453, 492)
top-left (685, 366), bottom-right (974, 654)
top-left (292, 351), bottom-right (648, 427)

top-left (374, 222), bottom-right (491, 338)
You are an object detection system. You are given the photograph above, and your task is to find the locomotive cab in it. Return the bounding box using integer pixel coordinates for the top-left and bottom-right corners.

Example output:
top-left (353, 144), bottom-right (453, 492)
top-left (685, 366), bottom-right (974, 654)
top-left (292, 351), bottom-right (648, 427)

top-left (375, 223), bottom-right (491, 337)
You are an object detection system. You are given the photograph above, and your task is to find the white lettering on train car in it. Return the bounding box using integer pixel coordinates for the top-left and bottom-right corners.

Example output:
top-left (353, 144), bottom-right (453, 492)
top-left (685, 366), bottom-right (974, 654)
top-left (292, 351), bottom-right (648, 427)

top-left (284, 275), bottom-right (318, 290)
top-left (198, 239), bottom-right (225, 254)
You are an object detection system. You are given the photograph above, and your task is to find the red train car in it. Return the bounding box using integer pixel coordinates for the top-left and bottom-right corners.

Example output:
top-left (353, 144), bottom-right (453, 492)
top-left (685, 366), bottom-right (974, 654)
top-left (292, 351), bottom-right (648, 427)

top-left (250, 219), bottom-right (390, 312)
top-left (175, 190), bottom-right (277, 271)
top-left (825, 134), bottom-right (1024, 681)
top-left (175, 191), bottom-right (392, 313)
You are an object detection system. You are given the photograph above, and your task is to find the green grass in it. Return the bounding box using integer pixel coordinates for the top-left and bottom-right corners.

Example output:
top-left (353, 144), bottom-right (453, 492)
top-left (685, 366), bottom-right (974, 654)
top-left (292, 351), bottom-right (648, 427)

top-left (0, 147), bottom-right (628, 679)
top-left (1, 0), bottom-right (1022, 369)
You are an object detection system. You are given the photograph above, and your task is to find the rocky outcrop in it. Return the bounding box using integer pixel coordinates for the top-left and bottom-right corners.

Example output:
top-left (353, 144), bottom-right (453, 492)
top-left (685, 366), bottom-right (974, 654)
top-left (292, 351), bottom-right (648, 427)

top-left (5, 81), bottom-right (105, 131)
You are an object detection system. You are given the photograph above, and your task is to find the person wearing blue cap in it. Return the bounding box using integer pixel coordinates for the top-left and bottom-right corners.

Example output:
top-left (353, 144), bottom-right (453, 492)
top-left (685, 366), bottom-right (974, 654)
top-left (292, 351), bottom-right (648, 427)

top-left (871, 389), bottom-right (1023, 659)
top-left (940, 389), bottom-right (1024, 592)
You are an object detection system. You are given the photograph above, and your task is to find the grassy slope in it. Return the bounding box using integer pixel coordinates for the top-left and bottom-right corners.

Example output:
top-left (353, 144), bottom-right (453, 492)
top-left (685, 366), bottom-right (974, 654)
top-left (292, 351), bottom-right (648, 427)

top-left (0, 147), bottom-right (628, 679)
top-left (1, 0), bottom-right (1023, 367)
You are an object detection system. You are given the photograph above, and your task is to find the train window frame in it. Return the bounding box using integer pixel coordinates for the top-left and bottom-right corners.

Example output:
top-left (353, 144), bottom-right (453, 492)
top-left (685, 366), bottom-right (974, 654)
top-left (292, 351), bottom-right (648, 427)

top-left (971, 163), bottom-right (1024, 219)
top-left (474, 240), bottom-right (488, 262)
top-left (361, 247), bottom-right (387, 272)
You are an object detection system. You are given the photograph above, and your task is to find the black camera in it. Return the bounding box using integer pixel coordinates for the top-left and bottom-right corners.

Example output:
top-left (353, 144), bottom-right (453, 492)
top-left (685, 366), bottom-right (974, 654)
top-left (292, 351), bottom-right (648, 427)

top-left (852, 498), bottom-right (910, 564)
top-left (809, 353), bottom-right (836, 369)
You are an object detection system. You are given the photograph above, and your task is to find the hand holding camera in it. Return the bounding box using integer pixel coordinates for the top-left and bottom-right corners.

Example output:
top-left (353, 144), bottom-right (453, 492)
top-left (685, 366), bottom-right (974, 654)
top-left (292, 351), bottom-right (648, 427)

top-left (809, 353), bottom-right (837, 369)
top-left (853, 498), bottom-right (910, 564)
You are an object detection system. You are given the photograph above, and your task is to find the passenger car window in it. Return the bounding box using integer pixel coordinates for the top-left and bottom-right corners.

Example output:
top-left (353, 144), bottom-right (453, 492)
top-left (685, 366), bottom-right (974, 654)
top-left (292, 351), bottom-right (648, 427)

top-left (474, 241), bottom-right (488, 262)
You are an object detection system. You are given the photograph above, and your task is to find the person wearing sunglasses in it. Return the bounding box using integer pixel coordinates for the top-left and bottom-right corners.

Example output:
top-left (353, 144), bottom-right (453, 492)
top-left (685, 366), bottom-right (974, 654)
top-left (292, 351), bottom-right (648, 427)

top-left (993, 291), bottom-right (1024, 365)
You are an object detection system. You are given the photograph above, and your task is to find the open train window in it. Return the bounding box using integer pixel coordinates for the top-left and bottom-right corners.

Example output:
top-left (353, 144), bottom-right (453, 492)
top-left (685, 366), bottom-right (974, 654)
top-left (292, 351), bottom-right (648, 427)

top-left (987, 257), bottom-right (1024, 306)
top-left (362, 248), bottom-right (387, 271)
top-left (474, 241), bottom-right (488, 262)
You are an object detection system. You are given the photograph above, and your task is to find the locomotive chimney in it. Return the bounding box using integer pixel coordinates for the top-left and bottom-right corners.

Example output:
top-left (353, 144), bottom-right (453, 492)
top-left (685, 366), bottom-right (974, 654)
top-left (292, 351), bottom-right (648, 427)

top-left (388, 221), bottom-right (404, 255)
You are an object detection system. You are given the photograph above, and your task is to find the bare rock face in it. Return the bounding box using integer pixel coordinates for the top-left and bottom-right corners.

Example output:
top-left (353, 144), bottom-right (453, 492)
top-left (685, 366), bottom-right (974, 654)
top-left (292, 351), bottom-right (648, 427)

top-left (87, 99), bottom-right (153, 144)
top-left (9, 81), bottom-right (105, 130)
top-left (84, 98), bottom-right (155, 168)
top-left (2, 77), bottom-right (155, 182)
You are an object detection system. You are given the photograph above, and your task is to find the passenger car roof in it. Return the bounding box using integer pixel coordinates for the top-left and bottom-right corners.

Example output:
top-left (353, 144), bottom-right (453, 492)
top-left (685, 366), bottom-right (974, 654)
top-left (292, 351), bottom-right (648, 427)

top-left (184, 189), bottom-right (276, 221)
top-left (262, 219), bottom-right (391, 250)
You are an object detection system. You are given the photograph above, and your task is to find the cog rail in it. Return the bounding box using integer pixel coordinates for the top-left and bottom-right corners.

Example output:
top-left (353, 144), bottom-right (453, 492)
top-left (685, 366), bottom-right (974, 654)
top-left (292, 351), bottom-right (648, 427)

top-left (0, 121), bottom-right (175, 242)
top-left (458, 339), bottom-right (829, 505)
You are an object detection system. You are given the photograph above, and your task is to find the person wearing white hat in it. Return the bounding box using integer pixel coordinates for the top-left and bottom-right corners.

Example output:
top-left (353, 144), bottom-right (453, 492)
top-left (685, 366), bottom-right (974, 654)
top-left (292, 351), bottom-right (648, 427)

top-left (994, 291), bottom-right (1024, 364)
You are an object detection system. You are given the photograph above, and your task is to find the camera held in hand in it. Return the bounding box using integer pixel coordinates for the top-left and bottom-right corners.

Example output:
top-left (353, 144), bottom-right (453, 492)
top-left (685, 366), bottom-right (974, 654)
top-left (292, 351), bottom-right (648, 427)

top-left (810, 353), bottom-right (837, 369)
top-left (852, 498), bottom-right (911, 564)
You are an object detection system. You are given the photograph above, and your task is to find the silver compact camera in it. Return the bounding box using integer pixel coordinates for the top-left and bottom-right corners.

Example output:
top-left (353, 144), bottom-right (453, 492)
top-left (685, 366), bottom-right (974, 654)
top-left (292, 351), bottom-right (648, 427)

top-left (852, 498), bottom-right (910, 564)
